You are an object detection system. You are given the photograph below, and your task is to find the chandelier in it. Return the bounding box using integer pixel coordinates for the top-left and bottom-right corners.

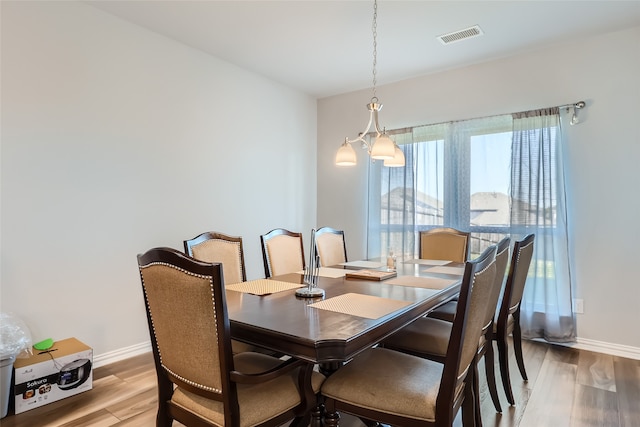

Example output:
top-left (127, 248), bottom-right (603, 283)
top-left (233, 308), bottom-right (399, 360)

top-left (335, 0), bottom-right (405, 168)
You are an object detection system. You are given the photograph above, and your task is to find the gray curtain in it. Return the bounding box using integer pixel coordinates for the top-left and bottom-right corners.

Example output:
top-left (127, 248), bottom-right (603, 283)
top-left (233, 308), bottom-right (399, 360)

top-left (511, 108), bottom-right (576, 342)
top-left (367, 109), bottom-right (576, 342)
top-left (368, 132), bottom-right (418, 259)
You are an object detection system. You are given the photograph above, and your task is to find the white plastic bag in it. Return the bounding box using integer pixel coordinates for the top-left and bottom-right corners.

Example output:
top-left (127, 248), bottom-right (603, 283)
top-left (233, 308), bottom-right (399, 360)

top-left (0, 312), bottom-right (33, 359)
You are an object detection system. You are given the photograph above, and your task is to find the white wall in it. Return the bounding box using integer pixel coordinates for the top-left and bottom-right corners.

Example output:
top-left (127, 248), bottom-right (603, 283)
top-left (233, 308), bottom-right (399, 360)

top-left (318, 27), bottom-right (640, 352)
top-left (1, 2), bottom-right (317, 359)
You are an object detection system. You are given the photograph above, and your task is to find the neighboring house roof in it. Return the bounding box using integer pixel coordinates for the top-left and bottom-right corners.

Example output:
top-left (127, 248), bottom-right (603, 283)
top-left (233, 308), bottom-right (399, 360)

top-left (470, 192), bottom-right (510, 226)
top-left (381, 189), bottom-right (548, 226)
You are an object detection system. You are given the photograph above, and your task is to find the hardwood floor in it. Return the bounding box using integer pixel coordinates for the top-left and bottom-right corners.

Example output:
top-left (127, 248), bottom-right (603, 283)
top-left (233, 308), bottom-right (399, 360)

top-left (2, 339), bottom-right (638, 426)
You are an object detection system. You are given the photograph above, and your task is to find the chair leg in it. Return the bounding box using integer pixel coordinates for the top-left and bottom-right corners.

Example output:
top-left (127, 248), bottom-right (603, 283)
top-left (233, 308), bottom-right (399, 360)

top-left (512, 321), bottom-right (528, 381)
top-left (473, 360), bottom-right (483, 427)
top-left (484, 341), bottom-right (502, 413)
top-left (462, 375), bottom-right (477, 427)
top-left (310, 403), bottom-right (323, 427)
top-left (156, 411), bottom-right (172, 427)
top-left (323, 400), bottom-right (340, 427)
top-left (496, 333), bottom-right (515, 405)
top-left (289, 414), bottom-right (311, 427)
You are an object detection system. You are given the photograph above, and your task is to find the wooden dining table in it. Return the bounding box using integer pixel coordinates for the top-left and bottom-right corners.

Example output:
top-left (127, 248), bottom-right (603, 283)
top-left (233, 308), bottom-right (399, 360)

top-left (225, 260), bottom-right (464, 372)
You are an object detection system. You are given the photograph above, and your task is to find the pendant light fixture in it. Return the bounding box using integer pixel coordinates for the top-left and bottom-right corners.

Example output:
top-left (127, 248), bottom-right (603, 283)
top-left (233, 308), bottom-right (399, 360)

top-left (335, 0), bottom-right (405, 168)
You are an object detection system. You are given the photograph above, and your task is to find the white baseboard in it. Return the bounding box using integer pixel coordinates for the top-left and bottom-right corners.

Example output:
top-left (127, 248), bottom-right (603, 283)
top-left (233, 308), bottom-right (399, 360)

top-left (534, 337), bottom-right (640, 360)
top-left (93, 341), bottom-right (152, 368)
top-left (569, 338), bottom-right (640, 360)
top-left (93, 336), bottom-right (640, 369)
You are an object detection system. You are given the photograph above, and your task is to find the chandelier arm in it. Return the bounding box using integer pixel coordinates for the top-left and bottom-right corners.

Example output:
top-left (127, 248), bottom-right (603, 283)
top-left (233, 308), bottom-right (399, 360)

top-left (345, 108), bottom-right (376, 148)
top-left (345, 135), bottom-right (369, 148)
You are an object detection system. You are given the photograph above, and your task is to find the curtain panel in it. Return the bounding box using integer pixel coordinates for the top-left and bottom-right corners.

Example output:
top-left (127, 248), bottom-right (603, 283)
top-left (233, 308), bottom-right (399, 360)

top-left (367, 109), bottom-right (576, 343)
top-left (511, 108), bottom-right (575, 342)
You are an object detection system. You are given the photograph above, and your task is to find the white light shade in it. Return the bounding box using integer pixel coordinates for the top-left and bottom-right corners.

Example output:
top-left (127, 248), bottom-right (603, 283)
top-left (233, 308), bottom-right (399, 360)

top-left (384, 145), bottom-right (406, 167)
top-left (370, 134), bottom-right (395, 159)
top-left (335, 143), bottom-right (357, 166)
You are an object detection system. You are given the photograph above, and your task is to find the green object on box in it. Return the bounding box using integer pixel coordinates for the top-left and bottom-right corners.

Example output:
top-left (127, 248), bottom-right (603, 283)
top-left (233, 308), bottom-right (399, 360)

top-left (33, 338), bottom-right (54, 351)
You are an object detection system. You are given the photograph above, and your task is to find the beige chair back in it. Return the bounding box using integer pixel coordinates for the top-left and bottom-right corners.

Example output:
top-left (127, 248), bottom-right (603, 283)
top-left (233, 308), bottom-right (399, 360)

top-left (419, 227), bottom-right (470, 262)
top-left (184, 232), bottom-right (246, 284)
top-left (503, 234), bottom-right (535, 314)
top-left (484, 237), bottom-right (511, 328)
top-left (315, 227), bottom-right (347, 266)
top-left (138, 248), bottom-right (229, 398)
top-left (454, 249), bottom-right (497, 381)
top-left (267, 236), bottom-right (304, 276)
top-left (260, 228), bottom-right (305, 278)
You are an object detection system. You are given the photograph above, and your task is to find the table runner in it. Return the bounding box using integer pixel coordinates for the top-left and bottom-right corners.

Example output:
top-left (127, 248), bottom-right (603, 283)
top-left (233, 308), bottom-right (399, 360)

top-left (295, 267), bottom-right (347, 278)
top-left (403, 259), bottom-right (452, 266)
top-left (339, 260), bottom-right (386, 269)
top-left (385, 275), bottom-right (458, 290)
top-left (309, 293), bottom-right (412, 319)
top-left (225, 279), bottom-right (303, 296)
top-left (423, 265), bottom-right (465, 275)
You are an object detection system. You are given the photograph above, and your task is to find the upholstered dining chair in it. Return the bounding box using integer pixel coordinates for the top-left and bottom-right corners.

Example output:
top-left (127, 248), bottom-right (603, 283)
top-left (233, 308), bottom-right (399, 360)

top-left (419, 227), bottom-right (471, 263)
top-left (260, 228), bottom-right (305, 278)
top-left (321, 245), bottom-right (497, 427)
top-left (314, 226), bottom-right (347, 267)
top-left (184, 231), bottom-right (258, 355)
top-left (137, 247), bottom-right (325, 427)
top-left (184, 231), bottom-right (246, 285)
top-left (385, 237), bottom-right (511, 423)
top-left (495, 234), bottom-right (535, 405)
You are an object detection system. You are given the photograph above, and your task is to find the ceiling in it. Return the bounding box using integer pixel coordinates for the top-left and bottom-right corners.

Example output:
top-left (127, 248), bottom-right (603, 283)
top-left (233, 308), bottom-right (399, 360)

top-left (87, 1), bottom-right (640, 98)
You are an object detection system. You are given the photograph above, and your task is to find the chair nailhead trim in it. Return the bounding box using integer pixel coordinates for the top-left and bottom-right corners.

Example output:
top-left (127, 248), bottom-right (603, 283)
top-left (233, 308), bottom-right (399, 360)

top-left (140, 262), bottom-right (222, 393)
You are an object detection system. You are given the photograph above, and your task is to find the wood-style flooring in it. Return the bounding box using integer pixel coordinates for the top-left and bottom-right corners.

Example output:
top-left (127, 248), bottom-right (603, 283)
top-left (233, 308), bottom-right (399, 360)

top-left (2, 339), bottom-right (638, 426)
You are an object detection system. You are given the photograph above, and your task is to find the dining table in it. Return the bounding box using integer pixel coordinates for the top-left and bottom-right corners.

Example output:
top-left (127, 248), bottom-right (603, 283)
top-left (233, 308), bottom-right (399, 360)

top-left (225, 258), bottom-right (465, 373)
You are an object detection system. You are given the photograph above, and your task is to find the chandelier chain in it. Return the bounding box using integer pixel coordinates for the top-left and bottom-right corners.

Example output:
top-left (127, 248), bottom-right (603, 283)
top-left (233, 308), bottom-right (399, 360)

top-left (372, 0), bottom-right (378, 101)
top-left (336, 0), bottom-right (405, 167)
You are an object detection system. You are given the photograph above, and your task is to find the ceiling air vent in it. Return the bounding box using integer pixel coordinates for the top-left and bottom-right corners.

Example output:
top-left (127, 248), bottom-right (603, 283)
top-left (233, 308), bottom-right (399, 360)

top-left (437, 25), bottom-right (484, 45)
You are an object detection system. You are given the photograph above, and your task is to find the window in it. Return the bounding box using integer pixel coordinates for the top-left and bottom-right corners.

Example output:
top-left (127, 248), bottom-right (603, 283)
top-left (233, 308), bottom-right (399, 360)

top-left (367, 108), bottom-right (575, 342)
top-left (367, 115), bottom-right (513, 259)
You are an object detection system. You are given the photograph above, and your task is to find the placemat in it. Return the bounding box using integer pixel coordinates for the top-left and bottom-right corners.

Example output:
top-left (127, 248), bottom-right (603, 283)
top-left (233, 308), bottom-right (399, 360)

top-left (339, 260), bottom-right (386, 269)
top-left (309, 293), bottom-right (412, 319)
top-left (225, 279), bottom-right (303, 296)
top-left (403, 259), bottom-right (452, 266)
top-left (423, 265), bottom-right (465, 275)
top-left (386, 275), bottom-right (458, 290)
top-left (295, 267), bottom-right (347, 278)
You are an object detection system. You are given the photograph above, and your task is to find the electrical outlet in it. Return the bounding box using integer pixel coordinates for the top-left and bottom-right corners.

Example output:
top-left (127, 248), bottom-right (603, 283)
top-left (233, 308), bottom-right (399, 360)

top-left (573, 298), bottom-right (584, 314)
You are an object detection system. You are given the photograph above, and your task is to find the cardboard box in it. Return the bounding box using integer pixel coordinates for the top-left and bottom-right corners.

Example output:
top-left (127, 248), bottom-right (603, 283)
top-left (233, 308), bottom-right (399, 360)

top-left (13, 338), bottom-right (92, 414)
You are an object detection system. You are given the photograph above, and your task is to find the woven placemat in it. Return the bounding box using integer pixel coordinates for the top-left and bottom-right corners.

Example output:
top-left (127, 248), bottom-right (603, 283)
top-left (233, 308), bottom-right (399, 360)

top-left (309, 293), bottom-right (412, 319)
top-left (295, 267), bottom-right (347, 278)
top-left (225, 279), bottom-right (303, 296)
top-left (423, 265), bottom-right (465, 276)
top-left (403, 259), bottom-right (452, 266)
top-left (339, 260), bottom-right (386, 269)
top-left (385, 275), bottom-right (457, 290)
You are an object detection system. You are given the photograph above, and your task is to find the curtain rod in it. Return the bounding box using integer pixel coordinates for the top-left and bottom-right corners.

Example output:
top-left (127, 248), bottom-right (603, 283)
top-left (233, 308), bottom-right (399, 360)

top-left (367, 100), bottom-right (588, 137)
top-left (557, 101), bottom-right (586, 125)
top-left (558, 101), bottom-right (585, 110)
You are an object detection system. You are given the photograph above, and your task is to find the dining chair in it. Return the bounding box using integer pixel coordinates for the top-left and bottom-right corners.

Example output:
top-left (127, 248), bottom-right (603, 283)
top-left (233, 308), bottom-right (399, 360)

top-left (427, 237), bottom-right (511, 325)
top-left (321, 244), bottom-right (497, 427)
top-left (419, 227), bottom-right (471, 263)
top-left (184, 231), bottom-right (259, 355)
top-left (137, 247), bottom-right (325, 427)
top-left (494, 234), bottom-right (535, 405)
top-left (183, 231), bottom-right (246, 285)
top-left (314, 226), bottom-right (347, 266)
top-left (260, 228), bottom-right (305, 278)
top-left (385, 237), bottom-right (511, 423)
